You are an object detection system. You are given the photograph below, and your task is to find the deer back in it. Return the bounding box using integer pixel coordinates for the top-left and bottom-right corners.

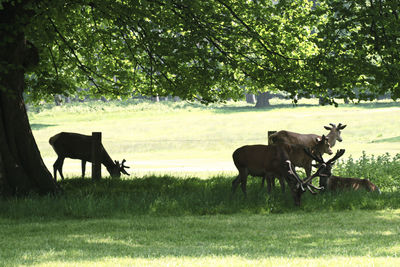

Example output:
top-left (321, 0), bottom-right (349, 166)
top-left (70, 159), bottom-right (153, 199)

top-left (49, 132), bottom-right (109, 163)
top-left (269, 130), bottom-right (320, 148)
top-left (232, 144), bottom-right (289, 176)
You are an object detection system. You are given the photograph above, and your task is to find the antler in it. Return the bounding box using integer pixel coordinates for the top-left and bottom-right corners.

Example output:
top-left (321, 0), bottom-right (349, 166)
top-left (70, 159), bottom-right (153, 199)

top-left (304, 148), bottom-right (324, 163)
top-left (286, 160), bottom-right (306, 191)
top-left (326, 149), bottom-right (345, 165)
top-left (287, 160), bottom-right (324, 194)
top-left (120, 159), bottom-right (130, 175)
top-left (329, 123), bottom-right (336, 127)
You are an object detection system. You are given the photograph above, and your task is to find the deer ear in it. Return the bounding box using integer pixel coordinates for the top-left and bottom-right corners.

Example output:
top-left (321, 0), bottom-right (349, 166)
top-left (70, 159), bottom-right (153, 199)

top-left (324, 126), bottom-right (332, 130)
top-left (316, 137), bottom-right (321, 142)
top-left (339, 124), bottom-right (347, 129)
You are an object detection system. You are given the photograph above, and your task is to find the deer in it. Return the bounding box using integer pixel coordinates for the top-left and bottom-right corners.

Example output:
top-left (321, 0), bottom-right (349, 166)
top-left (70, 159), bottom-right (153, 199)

top-left (284, 149), bottom-right (346, 205)
top-left (266, 123), bottom-right (346, 189)
top-left (231, 143), bottom-right (325, 206)
top-left (49, 132), bottom-right (130, 181)
top-left (269, 123), bottom-right (347, 148)
top-left (304, 149), bottom-right (381, 193)
top-left (261, 135), bottom-right (333, 192)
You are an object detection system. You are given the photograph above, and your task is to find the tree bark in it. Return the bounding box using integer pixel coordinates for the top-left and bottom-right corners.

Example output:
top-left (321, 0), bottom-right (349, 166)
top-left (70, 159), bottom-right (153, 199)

top-left (0, 2), bottom-right (58, 196)
top-left (255, 92), bottom-right (272, 108)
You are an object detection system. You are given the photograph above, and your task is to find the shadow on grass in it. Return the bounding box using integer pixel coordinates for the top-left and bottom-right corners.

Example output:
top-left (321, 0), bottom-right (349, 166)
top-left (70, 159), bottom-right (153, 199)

top-left (30, 123), bottom-right (57, 130)
top-left (209, 100), bottom-right (400, 114)
top-left (2, 205), bottom-right (400, 266)
top-left (1, 177), bottom-right (400, 264)
top-left (371, 136), bottom-right (400, 143)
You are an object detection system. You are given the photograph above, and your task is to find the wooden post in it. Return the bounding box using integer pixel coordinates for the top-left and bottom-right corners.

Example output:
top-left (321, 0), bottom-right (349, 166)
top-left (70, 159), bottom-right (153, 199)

top-left (268, 130), bottom-right (277, 145)
top-left (92, 132), bottom-right (102, 180)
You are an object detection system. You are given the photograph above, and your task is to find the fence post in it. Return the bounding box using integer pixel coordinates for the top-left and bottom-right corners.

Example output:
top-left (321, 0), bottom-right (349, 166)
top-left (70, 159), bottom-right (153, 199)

top-left (92, 132), bottom-right (102, 180)
top-left (267, 131), bottom-right (277, 145)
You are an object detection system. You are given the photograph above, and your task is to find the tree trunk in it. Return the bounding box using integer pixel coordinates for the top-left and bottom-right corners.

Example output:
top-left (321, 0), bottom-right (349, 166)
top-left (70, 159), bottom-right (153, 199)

top-left (0, 2), bottom-right (58, 196)
top-left (255, 92), bottom-right (272, 108)
top-left (245, 93), bottom-right (256, 104)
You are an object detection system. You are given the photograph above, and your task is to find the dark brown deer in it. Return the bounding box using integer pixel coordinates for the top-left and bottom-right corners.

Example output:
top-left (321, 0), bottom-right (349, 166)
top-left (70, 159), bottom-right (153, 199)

top-left (261, 135), bottom-right (333, 192)
top-left (304, 149), bottom-right (381, 193)
top-left (231, 143), bottom-right (323, 206)
top-left (49, 132), bottom-right (130, 181)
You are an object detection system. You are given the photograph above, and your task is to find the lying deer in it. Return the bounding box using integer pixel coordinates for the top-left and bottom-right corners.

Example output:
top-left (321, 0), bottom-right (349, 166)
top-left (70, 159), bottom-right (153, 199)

top-left (261, 135), bottom-right (333, 192)
top-left (232, 143), bottom-right (324, 206)
top-left (304, 149), bottom-right (381, 193)
top-left (49, 132), bottom-right (130, 181)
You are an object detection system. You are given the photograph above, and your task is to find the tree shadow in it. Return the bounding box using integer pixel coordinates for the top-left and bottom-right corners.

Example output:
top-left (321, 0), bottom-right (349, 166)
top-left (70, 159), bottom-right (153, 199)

top-left (30, 123), bottom-right (57, 130)
top-left (371, 136), bottom-right (400, 143)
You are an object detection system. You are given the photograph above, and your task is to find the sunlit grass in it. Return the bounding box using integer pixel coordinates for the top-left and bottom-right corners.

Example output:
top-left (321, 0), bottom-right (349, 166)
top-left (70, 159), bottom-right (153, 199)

top-left (1, 210), bottom-right (400, 266)
top-left (29, 98), bottom-right (400, 178)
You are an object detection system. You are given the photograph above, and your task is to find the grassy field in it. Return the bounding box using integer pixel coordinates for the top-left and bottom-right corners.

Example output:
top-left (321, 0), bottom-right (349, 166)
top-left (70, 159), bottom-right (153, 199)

top-left (0, 98), bottom-right (399, 266)
top-left (0, 177), bottom-right (400, 266)
top-left (29, 98), bottom-right (400, 178)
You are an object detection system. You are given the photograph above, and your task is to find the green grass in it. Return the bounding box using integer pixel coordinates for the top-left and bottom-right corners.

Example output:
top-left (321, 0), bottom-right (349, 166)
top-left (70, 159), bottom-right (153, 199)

top-left (1, 176), bottom-right (400, 266)
top-left (1, 99), bottom-right (399, 266)
top-left (29, 98), bottom-right (400, 178)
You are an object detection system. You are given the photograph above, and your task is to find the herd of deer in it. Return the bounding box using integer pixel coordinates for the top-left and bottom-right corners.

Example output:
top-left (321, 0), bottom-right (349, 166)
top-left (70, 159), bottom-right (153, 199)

top-left (232, 123), bottom-right (380, 206)
top-left (48, 122), bottom-right (380, 207)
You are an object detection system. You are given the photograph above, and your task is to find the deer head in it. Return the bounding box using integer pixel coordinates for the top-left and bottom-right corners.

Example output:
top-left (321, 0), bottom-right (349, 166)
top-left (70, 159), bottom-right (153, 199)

top-left (324, 123), bottom-right (347, 146)
top-left (111, 159), bottom-right (130, 178)
top-left (314, 134), bottom-right (333, 155)
top-left (285, 160), bottom-right (325, 206)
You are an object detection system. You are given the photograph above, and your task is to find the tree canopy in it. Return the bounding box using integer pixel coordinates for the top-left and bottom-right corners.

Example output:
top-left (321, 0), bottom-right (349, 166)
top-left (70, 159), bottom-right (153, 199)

top-left (19, 0), bottom-right (398, 106)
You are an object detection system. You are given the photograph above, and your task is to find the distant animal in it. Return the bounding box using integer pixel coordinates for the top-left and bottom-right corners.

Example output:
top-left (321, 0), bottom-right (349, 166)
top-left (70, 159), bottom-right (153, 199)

top-left (231, 143), bottom-right (323, 206)
top-left (304, 149), bottom-right (381, 193)
top-left (261, 135), bottom-right (333, 192)
top-left (49, 132), bottom-right (129, 181)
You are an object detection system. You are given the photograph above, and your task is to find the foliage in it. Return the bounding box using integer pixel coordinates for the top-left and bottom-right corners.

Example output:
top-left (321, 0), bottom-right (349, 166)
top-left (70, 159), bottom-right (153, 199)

top-left (335, 152), bottom-right (400, 191)
top-left (16, 0), bottom-right (398, 105)
top-left (308, 0), bottom-right (400, 104)
top-left (22, 0), bottom-right (318, 104)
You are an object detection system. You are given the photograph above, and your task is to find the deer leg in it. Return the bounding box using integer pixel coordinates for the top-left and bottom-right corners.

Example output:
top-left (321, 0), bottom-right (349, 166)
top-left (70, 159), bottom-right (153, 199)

top-left (53, 157), bottom-right (65, 181)
top-left (81, 160), bottom-right (86, 178)
top-left (232, 175), bottom-right (241, 194)
top-left (265, 175), bottom-right (272, 194)
top-left (278, 176), bottom-right (285, 193)
top-left (261, 177), bottom-right (265, 188)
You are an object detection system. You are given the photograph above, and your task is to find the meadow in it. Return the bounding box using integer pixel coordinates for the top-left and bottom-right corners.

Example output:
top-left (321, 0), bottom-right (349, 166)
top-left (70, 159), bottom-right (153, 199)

top-left (1, 98), bottom-right (400, 266)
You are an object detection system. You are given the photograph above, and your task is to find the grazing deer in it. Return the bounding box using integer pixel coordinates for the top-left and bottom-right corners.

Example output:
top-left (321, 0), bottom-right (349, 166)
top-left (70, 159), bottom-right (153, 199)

top-left (231, 143), bottom-right (323, 206)
top-left (261, 135), bottom-right (333, 192)
top-left (286, 149), bottom-right (347, 205)
top-left (49, 132), bottom-right (130, 181)
top-left (304, 149), bottom-right (381, 193)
